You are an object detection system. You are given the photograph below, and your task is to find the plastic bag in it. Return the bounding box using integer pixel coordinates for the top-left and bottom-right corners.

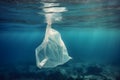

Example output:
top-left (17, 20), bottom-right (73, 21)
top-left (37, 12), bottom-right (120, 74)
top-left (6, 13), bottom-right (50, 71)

top-left (35, 25), bottom-right (72, 68)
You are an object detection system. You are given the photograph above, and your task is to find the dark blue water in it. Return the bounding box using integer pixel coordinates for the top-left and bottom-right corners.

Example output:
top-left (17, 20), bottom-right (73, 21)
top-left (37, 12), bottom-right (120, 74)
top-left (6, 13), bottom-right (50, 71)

top-left (0, 0), bottom-right (120, 80)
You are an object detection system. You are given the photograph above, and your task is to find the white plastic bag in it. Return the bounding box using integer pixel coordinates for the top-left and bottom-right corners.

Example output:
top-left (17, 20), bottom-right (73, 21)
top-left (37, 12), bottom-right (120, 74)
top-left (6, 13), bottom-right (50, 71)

top-left (35, 25), bottom-right (72, 68)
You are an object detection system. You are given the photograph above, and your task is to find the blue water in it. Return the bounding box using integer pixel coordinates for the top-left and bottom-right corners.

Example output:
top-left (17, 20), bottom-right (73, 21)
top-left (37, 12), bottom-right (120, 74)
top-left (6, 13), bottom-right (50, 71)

top-left (0, 0), bottom-right (120, 80)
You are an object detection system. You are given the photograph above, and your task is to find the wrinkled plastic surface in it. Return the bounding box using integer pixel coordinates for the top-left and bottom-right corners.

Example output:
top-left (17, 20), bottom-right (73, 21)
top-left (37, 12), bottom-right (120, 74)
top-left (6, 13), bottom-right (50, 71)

top-left (36, 26), bottom-right (72, 68)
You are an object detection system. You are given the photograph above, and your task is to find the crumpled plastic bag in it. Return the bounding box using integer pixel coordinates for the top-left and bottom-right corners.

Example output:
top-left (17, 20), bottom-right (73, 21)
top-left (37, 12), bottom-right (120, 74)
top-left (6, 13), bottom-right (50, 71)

top-left (35, 26), bottom-right (72, 68)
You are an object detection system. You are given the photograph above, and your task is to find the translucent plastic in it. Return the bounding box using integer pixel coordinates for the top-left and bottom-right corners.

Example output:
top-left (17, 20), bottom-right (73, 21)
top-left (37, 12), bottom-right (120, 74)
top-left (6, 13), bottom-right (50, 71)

top-left (35, 1), bottom-right (71, 68)
top-left (35, 25), bottom-right (72, 68)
